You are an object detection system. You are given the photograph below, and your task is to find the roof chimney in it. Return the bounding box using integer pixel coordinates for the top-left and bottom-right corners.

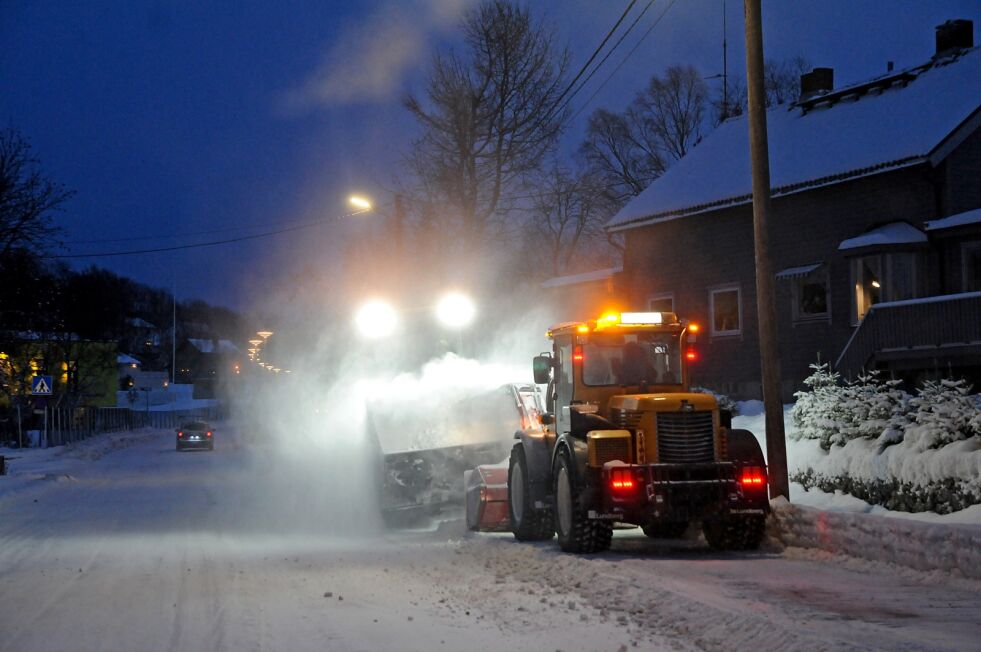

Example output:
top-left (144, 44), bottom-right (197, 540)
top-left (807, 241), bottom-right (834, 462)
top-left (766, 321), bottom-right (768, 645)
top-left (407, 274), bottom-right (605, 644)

top-left (799, 67), bottom-right (834, 101)
top-left (935, 19), bottom-right (973, 57)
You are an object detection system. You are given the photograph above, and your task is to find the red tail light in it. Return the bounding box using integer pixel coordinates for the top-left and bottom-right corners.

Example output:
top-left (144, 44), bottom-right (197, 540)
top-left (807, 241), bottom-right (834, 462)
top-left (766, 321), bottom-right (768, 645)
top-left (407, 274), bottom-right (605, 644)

top-left (740, 466), bottom-right (766, 487)
top-left (178, 431), bottom-right (184, 438)
top-left (206, 431), bottom-right (213, 438)
top-left (573, 345), bottom-right (584, 363)
top-left (609, 468), bottom-right (635, 491)
top-left (686, 348), bottom-right (698, 362)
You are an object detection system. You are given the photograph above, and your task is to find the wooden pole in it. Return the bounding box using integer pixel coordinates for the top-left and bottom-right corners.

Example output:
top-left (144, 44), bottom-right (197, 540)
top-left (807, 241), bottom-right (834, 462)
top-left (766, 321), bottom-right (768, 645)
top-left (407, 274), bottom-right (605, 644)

top-left (743, 0), bottom-right (789, 499)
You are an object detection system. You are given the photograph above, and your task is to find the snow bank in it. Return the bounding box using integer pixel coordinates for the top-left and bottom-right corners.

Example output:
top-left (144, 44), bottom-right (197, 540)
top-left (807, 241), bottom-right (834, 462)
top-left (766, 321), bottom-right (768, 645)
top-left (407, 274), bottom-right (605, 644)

top-left (770, 497), bottom-right (981, 580)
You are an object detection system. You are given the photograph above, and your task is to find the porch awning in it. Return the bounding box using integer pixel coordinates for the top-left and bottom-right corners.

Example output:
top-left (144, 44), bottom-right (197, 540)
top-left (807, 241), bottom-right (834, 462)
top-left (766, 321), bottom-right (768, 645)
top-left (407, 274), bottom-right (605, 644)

top-left (775, 262), bottom-right (823, 280)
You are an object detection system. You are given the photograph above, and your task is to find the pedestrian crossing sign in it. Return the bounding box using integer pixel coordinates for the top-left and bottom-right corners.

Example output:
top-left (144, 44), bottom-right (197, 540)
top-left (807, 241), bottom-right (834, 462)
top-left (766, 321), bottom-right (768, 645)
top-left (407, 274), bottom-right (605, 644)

top-left (32, 375), bottom-right (53, 395)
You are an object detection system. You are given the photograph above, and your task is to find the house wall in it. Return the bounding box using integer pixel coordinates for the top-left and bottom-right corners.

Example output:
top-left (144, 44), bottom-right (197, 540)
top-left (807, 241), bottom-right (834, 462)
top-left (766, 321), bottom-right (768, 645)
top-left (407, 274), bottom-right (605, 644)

top-left (622, 164), bottom-right (940, 400)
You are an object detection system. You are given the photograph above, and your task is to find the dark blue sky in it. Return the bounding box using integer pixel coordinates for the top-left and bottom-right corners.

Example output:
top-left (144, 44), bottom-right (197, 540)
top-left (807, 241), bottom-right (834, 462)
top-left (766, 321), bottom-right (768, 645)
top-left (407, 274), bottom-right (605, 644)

top-left (2, 1), bottom-right (979, 312)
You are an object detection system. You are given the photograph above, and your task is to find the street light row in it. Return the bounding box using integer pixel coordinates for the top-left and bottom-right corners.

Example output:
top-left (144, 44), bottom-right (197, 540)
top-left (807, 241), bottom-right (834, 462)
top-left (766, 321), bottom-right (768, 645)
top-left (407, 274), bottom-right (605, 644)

top-left (246, 330), bottom-right (291, 374)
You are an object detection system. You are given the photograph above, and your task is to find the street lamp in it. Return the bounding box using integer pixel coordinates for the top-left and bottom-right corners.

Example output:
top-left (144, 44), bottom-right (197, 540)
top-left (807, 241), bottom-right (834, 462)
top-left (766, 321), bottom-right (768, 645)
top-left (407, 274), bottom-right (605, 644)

top-left (257, 331), bottom-right (273, 340)
top-left (354, 299), bottom-right (399, 339)
top-left (349, 195), bottom-right (373, 211)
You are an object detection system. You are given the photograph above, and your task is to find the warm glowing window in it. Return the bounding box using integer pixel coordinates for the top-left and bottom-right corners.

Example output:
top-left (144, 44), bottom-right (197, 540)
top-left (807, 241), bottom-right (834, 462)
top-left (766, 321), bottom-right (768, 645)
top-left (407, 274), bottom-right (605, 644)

top-left (709, 286), bottom-right (741, 336)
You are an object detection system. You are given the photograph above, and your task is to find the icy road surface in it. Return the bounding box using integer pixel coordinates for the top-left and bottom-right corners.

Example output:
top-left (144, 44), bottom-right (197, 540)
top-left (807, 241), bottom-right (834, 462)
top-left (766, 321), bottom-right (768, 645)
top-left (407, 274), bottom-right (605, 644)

top-left (1, 426), bottom-right (979, 652)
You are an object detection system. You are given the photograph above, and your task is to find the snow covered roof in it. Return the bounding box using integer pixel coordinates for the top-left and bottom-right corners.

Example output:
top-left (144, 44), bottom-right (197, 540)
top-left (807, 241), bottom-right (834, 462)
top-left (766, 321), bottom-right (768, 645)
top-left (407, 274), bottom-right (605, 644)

top-left (541, 266), bottom-right (622, 289)
top-left (607, 47), bottom-right (981, 232)
top-left (117, 354), bottom-right (141, 365)
top-left (775, 262), bottom-right (823, 279)
top-left (838, 222), bottom-right (928, 251)
top-left (924, 207), bottom-right (981, 231)
top-left (186, 338), bottom-right (240, 354)
top-left (127, 317), bottom-right (156, 329)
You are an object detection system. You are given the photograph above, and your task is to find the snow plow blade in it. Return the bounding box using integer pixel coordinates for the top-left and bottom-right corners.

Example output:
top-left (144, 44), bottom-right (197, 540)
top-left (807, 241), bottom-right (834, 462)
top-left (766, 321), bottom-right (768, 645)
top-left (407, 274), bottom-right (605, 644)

top-left (366, 382), bottom-right (543, 528)
top-left (465, 465), bottom-right (510, 532)
top-left (380, 442), bottom-right (511, 527)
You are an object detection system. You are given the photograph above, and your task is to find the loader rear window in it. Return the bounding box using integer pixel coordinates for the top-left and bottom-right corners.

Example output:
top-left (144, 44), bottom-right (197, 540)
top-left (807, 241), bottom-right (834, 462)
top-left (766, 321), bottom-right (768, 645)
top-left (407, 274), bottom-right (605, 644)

top-left (581, 332), bottom-right (682, 387)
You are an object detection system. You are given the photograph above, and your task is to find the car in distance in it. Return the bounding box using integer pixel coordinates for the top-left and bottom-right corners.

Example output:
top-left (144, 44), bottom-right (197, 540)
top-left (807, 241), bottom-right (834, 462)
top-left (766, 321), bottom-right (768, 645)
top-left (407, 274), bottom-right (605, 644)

top-left (176, 420), bottom-right (215, 451)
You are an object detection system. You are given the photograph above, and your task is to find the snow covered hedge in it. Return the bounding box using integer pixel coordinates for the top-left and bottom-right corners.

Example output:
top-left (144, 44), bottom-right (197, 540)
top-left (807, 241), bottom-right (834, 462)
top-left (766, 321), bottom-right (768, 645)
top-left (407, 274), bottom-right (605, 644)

top-left (789, 363), bottom-right (981, 514)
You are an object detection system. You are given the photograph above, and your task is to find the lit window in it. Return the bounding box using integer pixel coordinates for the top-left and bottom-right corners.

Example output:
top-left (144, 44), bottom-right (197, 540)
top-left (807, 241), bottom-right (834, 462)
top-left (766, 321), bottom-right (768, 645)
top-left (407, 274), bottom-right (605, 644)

top-left (849, 253), bottom-right (919, 324)
top-left (709, 286), bottom-right (741, 336)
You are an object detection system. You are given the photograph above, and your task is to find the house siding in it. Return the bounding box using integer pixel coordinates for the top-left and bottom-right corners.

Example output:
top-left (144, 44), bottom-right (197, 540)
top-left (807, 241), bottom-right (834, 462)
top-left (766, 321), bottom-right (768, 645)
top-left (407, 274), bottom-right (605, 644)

top-left (622, 162), bottom-right (952, 400)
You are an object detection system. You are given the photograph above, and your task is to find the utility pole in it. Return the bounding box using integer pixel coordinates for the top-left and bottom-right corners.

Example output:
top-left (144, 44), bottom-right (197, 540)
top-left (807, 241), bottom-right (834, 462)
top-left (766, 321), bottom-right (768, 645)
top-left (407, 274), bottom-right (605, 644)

top-left (743, 0), bottom-right (789, 499)
top-left (171, 279), bottom-right (177, 385)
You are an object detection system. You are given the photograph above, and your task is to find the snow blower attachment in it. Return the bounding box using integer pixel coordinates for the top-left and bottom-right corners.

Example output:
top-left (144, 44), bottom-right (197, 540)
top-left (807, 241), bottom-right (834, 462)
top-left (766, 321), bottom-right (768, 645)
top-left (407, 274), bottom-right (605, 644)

top-left (368, 383), bottom-right (543, 527)
top-left (467, 310), bottom-right (771, 553)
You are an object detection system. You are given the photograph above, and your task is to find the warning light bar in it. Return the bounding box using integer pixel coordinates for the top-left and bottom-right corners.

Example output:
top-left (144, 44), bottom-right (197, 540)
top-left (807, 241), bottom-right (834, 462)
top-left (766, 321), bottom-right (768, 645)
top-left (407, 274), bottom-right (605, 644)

top-left (620, 312), bottom-right (663, 325)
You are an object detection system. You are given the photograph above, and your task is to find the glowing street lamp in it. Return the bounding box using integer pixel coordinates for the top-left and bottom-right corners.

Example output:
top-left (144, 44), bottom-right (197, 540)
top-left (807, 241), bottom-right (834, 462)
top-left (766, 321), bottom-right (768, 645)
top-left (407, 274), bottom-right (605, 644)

top-left (436, 292), bottom-right (476, 330)
top-left (349, 195), bottom-right (373, 211)
top-left (355, 299), bottom-right (399, 339)
top-left (257, 331), bottom-right (273, 340)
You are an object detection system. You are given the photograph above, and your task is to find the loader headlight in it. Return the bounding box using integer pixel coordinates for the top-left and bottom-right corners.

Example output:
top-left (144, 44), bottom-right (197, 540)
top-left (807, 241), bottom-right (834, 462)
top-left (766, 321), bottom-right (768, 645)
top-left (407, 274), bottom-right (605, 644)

top-left (355, 300), bottom-right (399, 339)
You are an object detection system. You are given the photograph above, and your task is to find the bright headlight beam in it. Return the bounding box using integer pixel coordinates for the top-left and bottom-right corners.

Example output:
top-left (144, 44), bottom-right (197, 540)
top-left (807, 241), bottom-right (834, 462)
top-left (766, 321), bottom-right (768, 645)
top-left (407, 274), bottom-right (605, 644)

top-left (355, 299), bottom-right (398, 339)
top-left (435, 292), bottom-right (476, 330)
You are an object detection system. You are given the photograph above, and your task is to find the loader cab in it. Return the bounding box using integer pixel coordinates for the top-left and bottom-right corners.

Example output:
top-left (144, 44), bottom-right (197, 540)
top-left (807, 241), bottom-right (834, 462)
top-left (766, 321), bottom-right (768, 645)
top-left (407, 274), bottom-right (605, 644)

top-left (535, 312), bottom-right (694, 434)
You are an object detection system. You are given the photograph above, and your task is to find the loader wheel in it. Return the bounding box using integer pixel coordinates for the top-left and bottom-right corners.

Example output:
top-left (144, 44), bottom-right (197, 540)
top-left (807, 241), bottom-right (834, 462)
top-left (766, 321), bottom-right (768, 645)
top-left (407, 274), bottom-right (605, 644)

top-left (702, 515), bottom-right (766, 551)
top-left (508, 447), bottom-right (553, 541)
top-left (642, 521), bottom-right (689, 539)
top-left (553, 450), bottom-right (612, 553)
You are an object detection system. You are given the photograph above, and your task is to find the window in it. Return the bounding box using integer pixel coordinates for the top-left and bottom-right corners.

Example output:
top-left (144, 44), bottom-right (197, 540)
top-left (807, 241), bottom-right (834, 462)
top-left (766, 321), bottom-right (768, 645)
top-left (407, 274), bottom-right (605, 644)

top-left (581, 332), bottom-right (682, 387)
top-left (709, 285), bottom-right (741, 336)
top-left (849, 252), bottom-right (920, 324)
top-left (963, 241), bottom-right (981, 292)
top-left (647, 293), bottom-right (674, 313)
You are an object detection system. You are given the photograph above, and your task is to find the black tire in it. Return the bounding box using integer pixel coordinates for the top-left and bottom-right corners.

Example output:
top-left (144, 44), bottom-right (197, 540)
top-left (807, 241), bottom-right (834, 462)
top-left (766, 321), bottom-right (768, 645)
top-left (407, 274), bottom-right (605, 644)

top-left (508, 446), bottom-right (554, 541)
top-left (642, 521), bottom-right (689, 539)
top-left (553, 449), bottom-right (612, 553)
top-left (702, 515), bottom-right (766, 551)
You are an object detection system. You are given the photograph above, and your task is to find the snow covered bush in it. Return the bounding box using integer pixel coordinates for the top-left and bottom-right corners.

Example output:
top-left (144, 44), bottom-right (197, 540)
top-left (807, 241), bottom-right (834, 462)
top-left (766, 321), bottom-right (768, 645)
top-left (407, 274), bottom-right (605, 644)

top-left (790, 362), bottom-right (847, 449)
top-left (792, 364), bottom-right (909, 450)
top-left (905, 379), bottom-right (981, 449)
top-left (691, 386), bottom-right (738, 416)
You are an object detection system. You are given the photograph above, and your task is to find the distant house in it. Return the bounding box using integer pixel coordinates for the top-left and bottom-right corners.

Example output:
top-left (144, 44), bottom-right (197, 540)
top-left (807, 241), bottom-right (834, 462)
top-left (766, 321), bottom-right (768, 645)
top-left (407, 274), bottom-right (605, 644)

top-left (176, 338), bottom-right (242, 397)
top-left (0, 332), bottom-right (117, 407)
top-left (607, 20), bottom-right (981, 399)
top-left (542, 266), bottom-right (622, 322)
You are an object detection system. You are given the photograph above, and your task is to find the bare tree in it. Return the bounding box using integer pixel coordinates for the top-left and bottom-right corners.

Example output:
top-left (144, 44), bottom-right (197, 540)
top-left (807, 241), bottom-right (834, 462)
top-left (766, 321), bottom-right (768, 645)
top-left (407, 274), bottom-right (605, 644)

top-left (712, 55), bottom-right (810, 123)
top-left (403, 0), bottom-right (570, 260)
top-left (526, 164), bottom-right (616, 277)
top-left (580, 64), bottom-right (708, 205)
top-left (0, 128), bottom-right (71, 257)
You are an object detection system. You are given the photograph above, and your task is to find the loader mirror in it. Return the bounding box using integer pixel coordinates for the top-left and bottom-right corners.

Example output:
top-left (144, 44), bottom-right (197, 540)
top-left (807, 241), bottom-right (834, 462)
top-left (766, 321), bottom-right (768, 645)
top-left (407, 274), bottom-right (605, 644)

top-left (533, 355), bottom-right (552, 384)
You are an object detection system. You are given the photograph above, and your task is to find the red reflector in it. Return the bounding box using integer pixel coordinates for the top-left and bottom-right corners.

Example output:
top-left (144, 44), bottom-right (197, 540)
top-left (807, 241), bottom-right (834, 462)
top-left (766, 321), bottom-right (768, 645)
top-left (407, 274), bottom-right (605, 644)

top-left (178, 432), bottom-right (184, 438)
top-left (206, 431), bottom-right (213, 438)
top-left (609, 468), bottom-right (635, 491)
top-left (686, 348), bottom-right (697, 361)
top-left (740, 466), bottom-right (766, 486)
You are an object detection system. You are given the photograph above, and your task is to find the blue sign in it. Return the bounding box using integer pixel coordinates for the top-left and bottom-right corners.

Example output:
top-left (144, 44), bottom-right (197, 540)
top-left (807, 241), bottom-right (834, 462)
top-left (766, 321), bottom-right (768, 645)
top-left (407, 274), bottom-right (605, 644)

top-left (32, 375), bottom-right (53, 395)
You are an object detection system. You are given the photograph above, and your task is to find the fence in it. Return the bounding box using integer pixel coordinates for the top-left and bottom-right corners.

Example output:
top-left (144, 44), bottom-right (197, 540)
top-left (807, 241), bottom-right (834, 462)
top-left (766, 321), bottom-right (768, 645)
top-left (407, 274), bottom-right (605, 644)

top-left (37, 405), bottom-right (225, 448)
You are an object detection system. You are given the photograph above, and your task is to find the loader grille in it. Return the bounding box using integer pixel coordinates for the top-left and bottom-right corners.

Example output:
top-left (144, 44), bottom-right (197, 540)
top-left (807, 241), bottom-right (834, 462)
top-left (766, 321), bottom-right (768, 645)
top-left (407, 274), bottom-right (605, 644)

top-left (656, 412), bottom-right (715, 463)
top-left (589, 437), bottom-right (632, 467)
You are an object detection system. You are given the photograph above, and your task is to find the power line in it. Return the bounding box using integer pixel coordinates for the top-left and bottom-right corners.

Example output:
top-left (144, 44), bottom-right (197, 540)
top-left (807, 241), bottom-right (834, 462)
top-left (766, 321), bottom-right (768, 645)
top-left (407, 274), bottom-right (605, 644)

top-left (532, 0), bottom-right (639, 131)
top-left (570, 0), bottom-right (678, 122)
top-left (552, 0), bottom-right (657, 121)
top-left (46, 209), bottom-right (369, 259)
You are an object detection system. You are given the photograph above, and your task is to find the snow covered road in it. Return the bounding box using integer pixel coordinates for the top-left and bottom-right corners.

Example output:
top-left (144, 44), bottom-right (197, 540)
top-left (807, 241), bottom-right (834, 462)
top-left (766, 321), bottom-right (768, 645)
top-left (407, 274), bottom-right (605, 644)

top-left (1, 426), bottom-right (978, 651)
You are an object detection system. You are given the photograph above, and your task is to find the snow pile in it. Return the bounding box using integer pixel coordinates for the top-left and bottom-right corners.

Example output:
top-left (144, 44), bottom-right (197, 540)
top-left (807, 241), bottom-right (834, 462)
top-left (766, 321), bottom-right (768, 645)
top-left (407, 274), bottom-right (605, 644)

top-left (786, 364), bottom-right (981, 514)
top-left (770, 497), bottom-right (981, 580)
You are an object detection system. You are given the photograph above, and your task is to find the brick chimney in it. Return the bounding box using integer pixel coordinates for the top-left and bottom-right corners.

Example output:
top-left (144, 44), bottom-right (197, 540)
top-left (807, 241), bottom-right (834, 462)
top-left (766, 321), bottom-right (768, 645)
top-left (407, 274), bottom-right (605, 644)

top-left (799, 67), bottom-right (834, 101)
top-left (935, 19), bottom-right (973, 57)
